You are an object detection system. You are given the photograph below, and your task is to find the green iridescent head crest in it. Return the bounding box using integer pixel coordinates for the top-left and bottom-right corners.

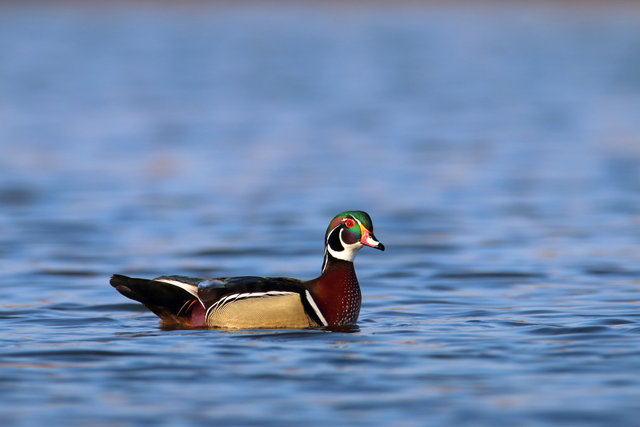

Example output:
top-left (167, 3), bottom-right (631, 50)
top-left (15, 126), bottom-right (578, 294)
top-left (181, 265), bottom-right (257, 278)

top-left (325, 211), bottom-right (374, 237)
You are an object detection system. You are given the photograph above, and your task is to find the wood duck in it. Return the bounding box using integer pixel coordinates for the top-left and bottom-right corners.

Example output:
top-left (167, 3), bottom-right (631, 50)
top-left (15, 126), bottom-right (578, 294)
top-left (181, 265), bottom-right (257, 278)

top-left (110, 211), bottom-right (384, 329)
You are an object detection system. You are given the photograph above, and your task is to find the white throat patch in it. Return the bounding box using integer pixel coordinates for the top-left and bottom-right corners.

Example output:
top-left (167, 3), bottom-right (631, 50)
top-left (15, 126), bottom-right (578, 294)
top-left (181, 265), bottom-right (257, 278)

top-left (326, 227), bottom-right (363, 263)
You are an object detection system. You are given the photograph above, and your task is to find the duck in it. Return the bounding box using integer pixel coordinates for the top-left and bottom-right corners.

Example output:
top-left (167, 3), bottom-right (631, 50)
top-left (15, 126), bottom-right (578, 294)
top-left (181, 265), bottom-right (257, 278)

top-left (110, 210), bottom-right (384, 329)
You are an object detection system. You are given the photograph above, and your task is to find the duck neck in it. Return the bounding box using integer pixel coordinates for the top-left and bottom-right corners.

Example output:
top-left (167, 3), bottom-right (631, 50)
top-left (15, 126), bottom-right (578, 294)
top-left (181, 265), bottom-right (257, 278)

top-left (307, 254), bottom-right (361, 326)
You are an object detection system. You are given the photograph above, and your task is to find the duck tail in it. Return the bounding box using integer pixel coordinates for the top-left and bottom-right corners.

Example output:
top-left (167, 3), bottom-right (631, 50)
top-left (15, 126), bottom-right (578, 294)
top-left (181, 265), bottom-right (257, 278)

top-left (110, 274), bottom-right (205, 326)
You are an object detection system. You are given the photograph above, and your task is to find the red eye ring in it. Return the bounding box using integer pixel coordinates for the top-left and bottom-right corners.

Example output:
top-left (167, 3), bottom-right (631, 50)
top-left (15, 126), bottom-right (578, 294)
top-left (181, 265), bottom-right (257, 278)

top-left (345, 219), bottom-right (355, 228)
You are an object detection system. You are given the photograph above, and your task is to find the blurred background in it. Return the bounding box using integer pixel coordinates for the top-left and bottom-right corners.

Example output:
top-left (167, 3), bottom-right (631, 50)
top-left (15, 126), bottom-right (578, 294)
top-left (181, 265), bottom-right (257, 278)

top-left (2, 1), bottom-right (639, 234)
top-left (0, 1), bottom-right (639, 426)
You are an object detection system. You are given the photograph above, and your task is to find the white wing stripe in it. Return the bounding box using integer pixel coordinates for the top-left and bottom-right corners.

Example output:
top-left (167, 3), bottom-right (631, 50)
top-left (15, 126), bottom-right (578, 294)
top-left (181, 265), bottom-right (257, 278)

top-left (305, 290), bottom-right (328, 327)
top-left (155, 278), bottom-right (199, 298)
top-left (207, 291), bottom-right (296, 312)
top-left (206, 291), bottom-right (300, 323)
top-left (204, 290), bottom-right (329, 327)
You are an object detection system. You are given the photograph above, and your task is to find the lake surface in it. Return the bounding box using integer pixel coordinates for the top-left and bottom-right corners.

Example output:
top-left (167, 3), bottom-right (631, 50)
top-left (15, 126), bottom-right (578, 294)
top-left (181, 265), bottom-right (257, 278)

top-left (1, 2), bottom-right (640, 426)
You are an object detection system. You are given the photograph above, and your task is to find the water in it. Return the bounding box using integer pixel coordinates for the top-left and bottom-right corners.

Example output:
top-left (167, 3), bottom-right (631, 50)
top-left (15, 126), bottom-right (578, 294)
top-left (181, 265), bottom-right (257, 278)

top-left (1, 2), bottom-right (640, 426)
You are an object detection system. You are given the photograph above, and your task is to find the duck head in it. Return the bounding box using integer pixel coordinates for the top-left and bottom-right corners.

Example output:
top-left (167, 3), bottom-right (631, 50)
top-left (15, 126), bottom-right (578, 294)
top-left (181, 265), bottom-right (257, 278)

top-left (322, 210), bottom-right (384, 272)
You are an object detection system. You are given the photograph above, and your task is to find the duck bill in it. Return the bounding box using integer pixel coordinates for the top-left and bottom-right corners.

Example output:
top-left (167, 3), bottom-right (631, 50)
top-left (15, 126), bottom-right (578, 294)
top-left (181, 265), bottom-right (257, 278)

top-left (360, 226), bottom-right (385, 251)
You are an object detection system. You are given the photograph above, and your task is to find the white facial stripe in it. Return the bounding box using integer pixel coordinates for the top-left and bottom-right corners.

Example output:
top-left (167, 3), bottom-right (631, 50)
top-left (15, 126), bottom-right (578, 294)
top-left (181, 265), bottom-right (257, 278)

top-left (326, 227), bottom-right (364, 262)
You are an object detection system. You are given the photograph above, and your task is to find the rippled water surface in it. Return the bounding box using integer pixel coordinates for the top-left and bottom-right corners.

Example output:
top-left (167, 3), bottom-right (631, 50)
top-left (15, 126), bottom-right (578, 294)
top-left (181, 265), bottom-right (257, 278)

top-left (1, 2), bottom-right (640, 426)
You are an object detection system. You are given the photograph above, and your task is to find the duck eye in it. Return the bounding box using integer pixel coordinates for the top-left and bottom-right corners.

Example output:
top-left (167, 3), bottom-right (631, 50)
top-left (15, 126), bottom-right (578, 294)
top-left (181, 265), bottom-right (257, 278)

top-left (344, 219), bottom-right (355, 228)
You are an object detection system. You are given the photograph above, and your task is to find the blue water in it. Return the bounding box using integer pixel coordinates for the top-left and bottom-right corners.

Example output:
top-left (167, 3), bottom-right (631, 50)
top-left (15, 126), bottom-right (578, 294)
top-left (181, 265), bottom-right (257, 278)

top-left (1, 2), bottom-right (640, 426)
